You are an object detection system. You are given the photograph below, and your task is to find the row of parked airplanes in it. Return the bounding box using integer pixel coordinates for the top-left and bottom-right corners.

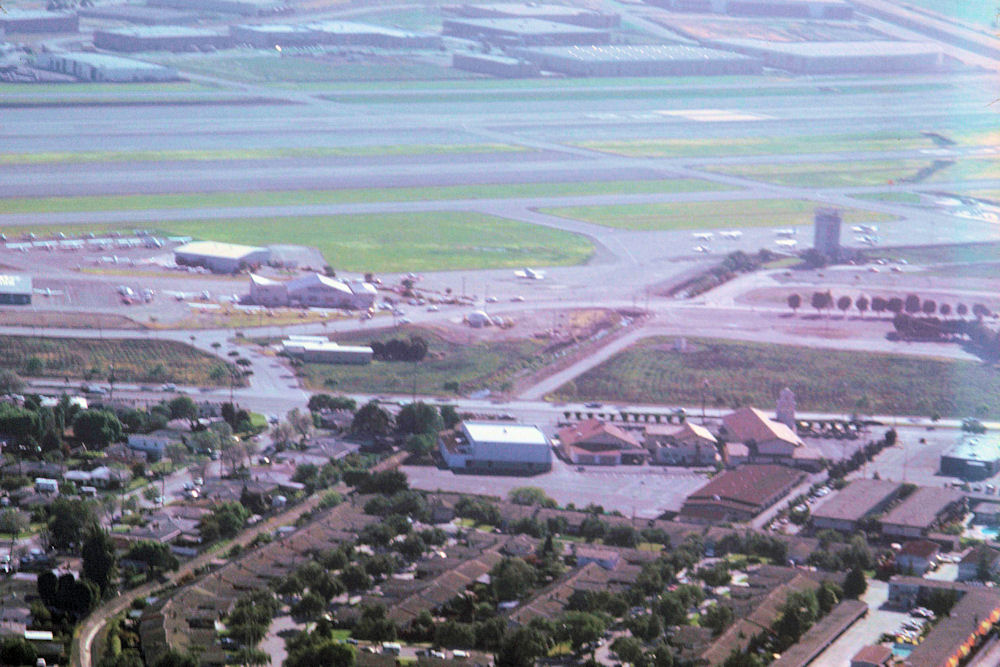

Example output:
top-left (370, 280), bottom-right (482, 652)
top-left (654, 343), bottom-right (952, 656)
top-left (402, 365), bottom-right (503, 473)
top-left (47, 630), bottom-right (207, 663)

top-left (689, 224), bottom-right (880, 252)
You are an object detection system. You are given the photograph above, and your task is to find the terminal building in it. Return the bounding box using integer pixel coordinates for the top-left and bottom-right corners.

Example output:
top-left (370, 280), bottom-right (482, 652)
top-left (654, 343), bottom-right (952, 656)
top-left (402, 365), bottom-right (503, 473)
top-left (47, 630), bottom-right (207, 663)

top-left (443, 3), bottom-right (621, 29)
top-left (33, 53), bottom-right (179, 82)
top-left (175, 241), bottom-right (270, 273)
top-left (94, 26), bottom-right (232, 53)
top-left (439, 421), bottom-right (552, 475)
top-left (0, 10), bottom-right (78, 34)
top-left (442, 17), bottom-right (611, 46)
top-left (645, 0), bottom-right (852, 20)
top-left (708, 39), bottom-right (944, 74)
top-left (248, 273), bottom-right (377, 310)
top-left (511, 44), bottom-right (761, 77)
top-left (0, 274), bottom-right (32, 305)
top-left (941, 432), bottom-right (1000, 480)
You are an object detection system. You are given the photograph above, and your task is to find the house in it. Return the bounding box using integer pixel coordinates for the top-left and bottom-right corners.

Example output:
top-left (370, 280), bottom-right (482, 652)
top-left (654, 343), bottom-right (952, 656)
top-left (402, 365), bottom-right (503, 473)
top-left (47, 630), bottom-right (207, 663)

top-left (894, 540), bottom-right (940, 575)
top-left (720, 407), bottom-right (823, 471)
top-left (958, 545), bottom-right (1000, 582)
top-left (572, 545), bottom-right (620, 571)
top-left (557, 418), bottom-right (646, 465)
top-left (128, 431), bottom-right (176, 462)
top-left (644, 421), bottom-right (718, 466)
top-left (850, 645), bottom-right (892, 667)
top-left (89, 465), bottom-right (132, 489)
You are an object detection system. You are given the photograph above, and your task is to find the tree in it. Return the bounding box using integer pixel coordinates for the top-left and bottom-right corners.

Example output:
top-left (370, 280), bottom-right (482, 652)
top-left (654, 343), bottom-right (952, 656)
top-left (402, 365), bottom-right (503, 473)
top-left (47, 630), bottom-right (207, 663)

top-left (167, 396), bottom-right (199, 429)
top-left (508, 486), bottom-right (557, 508)
top-left (285, 635), bottom-right (356, 667)
top-left (270, 421), bottom-right (295, 450)
top-left (152, 649), bottom-right (198, 667)
top-left (611, 637), bottom-right (644, 664)
top-left (440, 404), bottom-right (460, 428)
top-left (81, 528), bottom-right (117, 595)
top-left (0, 637), bottom-right (37, 666)
top-left (496, 627), bottom-right (550, 667)
top-left (559, 611), bottom-right (606, 653)
top-left (957, 303), bottom-right (968, 318)
top-left (405, 432), bottom-right (435, 458)
top-left (491, 557), bottom-right (535, 600)
top-left (973, 303), bottom-right (991, 320)
top-left (702, 603), bottom-right (734, 636)
top-left (307, 394), bottom-right (356, 413)
top-left (0, 509), bottom-right (29, 536)
top-left (939, 303), bottom-right (951, 318)
top-left (904, 294), bottom-right (921, 315)
top-left (287, 408), bottom-right (313, 445)
top-left (836, 295), bottom-right (852, 318)
top-left (72, 410), bottom-right (123, 448)
top-left (843, 567), bottom-right (867, 599)
top-left (292, 592), bottom-right (325, 620)
top-left (855, 295), bottom-right (869, 318)
top-left (351, 401), bottom-right (392, 437)
top-left (47, 497), bottom-right (99, 549)
top-left (0, 369), bottom-right (25, 395)
top-left (886, 297), bottom-right (904, 315)
top-left (922, 299), bottom-right (937, 316)
top-left (125, 540), bottom-right (179, 575)
top-left (396, 401), bottom-right (443, 435)
top-left (199, 501), bottom-right (249, 542)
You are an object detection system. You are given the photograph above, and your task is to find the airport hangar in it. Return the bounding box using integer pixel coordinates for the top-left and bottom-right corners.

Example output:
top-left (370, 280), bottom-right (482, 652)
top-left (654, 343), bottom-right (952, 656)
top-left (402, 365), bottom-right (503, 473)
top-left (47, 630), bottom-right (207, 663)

top-left (0, 274), bottom-right (32, 306)
top-left (33, 53), bottom-right (179, 82)
top-left (439, 422), bottom-right (553, 475)
top-left (0, 10), bottom-right (78, 34)
top-left (231, 21), bottom-right (441, 49)
top-left (442, 17), bottom-right (611, 47)
top-left (249, 273), bottom-right (377, 310)
top-left (94, 26), bottom-right (232, 52)
top-left (707, 39), bottom-right (945, 74)
top-left (644, 0), bottom-right (853, 20)
top-left (509, 44), bottom-right (762, 77)
top-left (442, 3), bottom-right (621, 29)
top-left (174, 241), bottom-right (270, 274)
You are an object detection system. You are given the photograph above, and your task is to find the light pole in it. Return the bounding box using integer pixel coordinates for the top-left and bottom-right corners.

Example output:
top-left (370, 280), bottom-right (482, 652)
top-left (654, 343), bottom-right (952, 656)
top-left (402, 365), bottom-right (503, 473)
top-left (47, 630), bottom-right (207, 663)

top-left (701, 378), bottom-right (709, 425)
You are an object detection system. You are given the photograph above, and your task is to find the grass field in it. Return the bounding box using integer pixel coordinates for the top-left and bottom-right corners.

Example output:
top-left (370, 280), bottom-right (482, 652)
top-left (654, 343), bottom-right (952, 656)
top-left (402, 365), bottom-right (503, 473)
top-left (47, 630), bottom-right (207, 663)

top-left (0, 178), bottom-right (725, 216)
top-left (708, 158), bottom-right (1000, 188)
top-left (540, 199), bottom-right (895, 231)
top-left (860, 241), bottom-right (1000, 266)
top-left (154, 52), bottom-right (479, 83)
top-left (577, 131), bottom-right (941, 159)
top-left (0, 143), bottom-right (526, 166)
top-left (296, 327), bottom-right (551, 396)
top-left (0, 81), bottom-right (214, 94)
top-left (0, 336), bottom-right (239, 386)
top-left (550, 336), bottom-right (1000, 419)
top-left (852, 192), bottom-right (925, 205)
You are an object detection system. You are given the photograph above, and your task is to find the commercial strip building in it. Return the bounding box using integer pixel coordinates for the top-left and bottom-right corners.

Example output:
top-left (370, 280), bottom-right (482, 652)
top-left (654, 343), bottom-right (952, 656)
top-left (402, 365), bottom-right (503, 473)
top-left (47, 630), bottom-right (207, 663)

top-left (0, 10), bottom-right (78, 34)
top-left (439, 421), bottom-right (552, 475)
top-left (679, 464), bottom-right (806, 523)
top-left (0, 274), bottom-right (32, 305)
top-left (708, 39), bottom-right (944, 74)
top-left (509, 44), bottom-right (760, 77)
top-left (33, 52), bottom-right (179, 82)
top-left (940, 432), bottom-right (1000, 480)
top-left (880, 487), bottom-right (965, 539)
top-left (94, 26), bottom-right (232, 53)
top-left (174, 241), bottom-right (270, 274)
top-left (443, 3), bottom-right (620, 29)
top-left (248, 273), bottom-right (376, 310)
top-left (442, 17), bottom-right (611, 46)
top-left (810, 479), bottom-right (903, 533)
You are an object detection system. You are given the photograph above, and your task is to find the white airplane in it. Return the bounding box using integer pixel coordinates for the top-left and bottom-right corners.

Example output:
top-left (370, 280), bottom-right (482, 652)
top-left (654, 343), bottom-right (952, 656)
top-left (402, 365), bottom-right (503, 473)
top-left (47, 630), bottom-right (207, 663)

top-left (774, 239), bottom-right (798, 248)
top-left (775, 229), bottom-right (796, 237)
top-left (693, 245), bottom-right (711, 253)
top-left (692, 232), bottom-right (714, 241)
top-left (855, 224), bottom-right (879, 234)
top-left (720, 230), bottom-right (743, 239)
top-left (515, 268), bottom-right (545, 280)
top-left (860, 235), bottom-right (879, 246)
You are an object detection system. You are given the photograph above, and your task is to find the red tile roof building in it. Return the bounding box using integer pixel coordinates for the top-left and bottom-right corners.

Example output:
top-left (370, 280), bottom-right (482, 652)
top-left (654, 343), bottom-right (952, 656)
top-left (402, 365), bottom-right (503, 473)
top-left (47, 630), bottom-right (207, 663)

top-left (679, 464), bottom-right (806, 523)
top-left (557, 418), bottom-right (646, 465)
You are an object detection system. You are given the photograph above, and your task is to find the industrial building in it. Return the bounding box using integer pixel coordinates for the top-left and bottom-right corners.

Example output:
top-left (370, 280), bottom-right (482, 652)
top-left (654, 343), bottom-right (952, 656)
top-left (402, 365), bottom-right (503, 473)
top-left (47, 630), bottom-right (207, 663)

top-left (708, 39), bottom-right (943, 74)
top-left (679, 464), bottom-right (806, 523)
top-left (33, 53), bottom-right (179, 82)
top-left (880, 486), bottom-right (965, 539)
top-left (94, 26), bottom-right (232, 53)
top-left (439, 421), bottom-right (552, 475)
top-left (645, 0), bottom-right (852, 20)
top-left (940, 432), bottom-right (1000, 480)
top-left (0, 274), bottom-right (32, 305)
top-left (279, 338), bottom-right (373, 365)
top-left (442, 17), bottom-right (611, 46)
top-left (0, 10), bottom-right (78, 34)
top-left (511, 44), bottom-right (760, 77)
top-left (79, 5), bottom-right (199, 25)
top-left (230, 24), bottom-right (320, 48)
top-left (810, 479), bottom-right (902, 533)
top-left (147, 0), bottom-right (290, 16)
top-left (813, 207), bottom-right (842, 260)
top-left (452, 52), bottom-right (539, 77)
top-left (175, 241), bottom-right (270, 273)
top-left (248, 273), bottom-right (377, 310)
top-left (443, 3), bottom-right (621, 29)
top-left (304, 21), bottom-right (441, 49)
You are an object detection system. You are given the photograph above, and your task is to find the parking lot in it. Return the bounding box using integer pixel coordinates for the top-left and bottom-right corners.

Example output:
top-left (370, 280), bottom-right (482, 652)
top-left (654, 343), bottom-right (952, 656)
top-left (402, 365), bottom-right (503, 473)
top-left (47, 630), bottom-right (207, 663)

top-left (402, 456), bottom-right (709, 519)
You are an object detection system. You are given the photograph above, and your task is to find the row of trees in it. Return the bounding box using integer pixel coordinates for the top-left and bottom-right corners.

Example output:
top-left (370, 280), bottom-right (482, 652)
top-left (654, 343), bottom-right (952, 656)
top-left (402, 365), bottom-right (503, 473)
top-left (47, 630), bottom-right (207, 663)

top-left (369, 335), bottom-right (429, 362)
top-left (788, 291), bottom-right (993, 320)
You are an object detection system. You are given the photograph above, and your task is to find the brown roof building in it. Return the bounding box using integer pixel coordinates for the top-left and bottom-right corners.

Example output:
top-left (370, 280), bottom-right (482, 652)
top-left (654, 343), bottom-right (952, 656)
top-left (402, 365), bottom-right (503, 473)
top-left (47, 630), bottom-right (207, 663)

top-left (558, 418), bottom-right (646, 465)
top-left (644, 421), bottom-right (719, 466)
top-left (720, 407), bottom-right (823, 471)
top-left (811, 479), bottom-right (903, 533)
top-left (679, 464), bottom-right (806, 524)
top-left (850, 645), bottom-right (892, 667)
top-left (881, 487), bottom-right (965, 539)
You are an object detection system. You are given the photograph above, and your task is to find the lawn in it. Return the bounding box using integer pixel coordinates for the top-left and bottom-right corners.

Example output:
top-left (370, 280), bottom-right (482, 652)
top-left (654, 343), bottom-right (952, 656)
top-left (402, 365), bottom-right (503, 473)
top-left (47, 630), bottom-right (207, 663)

top-left (0, 81), bottom-right (213, 94)
top-left (707, 158), bottom-right (1000, 189)
top-left (550, 336), bottom-right (1000, 419)
top-left (540, 199), bottom-right (895, 231)
top-left (0, 143), bottom-right (525, 166)
top-left (0, 178), bottom-right (724, 216)
top-left (295, 326), bottom-right (552, 396)
top-left (852, 192), bottom-right (925, 205)
top-left (0, 336), bottom-right (239, 386)
top-left (860, 241), bottom-right (1000, 266)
